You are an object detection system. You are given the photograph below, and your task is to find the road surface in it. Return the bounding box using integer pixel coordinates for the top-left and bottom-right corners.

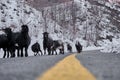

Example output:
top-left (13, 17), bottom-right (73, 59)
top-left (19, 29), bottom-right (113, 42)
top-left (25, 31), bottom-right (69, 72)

top-left (0, 51), bottom-right (120, 80)
top-left (76, 50), bottom-right (120, 80)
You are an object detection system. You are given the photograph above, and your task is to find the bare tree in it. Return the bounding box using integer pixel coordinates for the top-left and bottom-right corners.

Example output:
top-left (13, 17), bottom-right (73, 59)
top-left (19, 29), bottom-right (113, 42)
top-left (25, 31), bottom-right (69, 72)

top-left (41, 8), bottom-right (48, 32)
top-left (70, 1), bottom-right (77, 40)
top-left (50, 5), bottom-right (57, 32)
top-left (91, 4), bottom-right (106, 46)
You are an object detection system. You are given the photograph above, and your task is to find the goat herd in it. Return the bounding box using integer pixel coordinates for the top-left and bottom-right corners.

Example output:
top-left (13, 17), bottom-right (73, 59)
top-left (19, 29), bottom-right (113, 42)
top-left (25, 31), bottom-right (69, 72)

top-left (0, 25), bottom-right (82, 58)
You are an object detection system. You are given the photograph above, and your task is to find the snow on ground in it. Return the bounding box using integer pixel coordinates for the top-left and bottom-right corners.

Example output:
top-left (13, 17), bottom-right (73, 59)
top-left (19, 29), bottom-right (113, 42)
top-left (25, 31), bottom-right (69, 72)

top-left (83, 46), bottom-right (104, 51)
top-left (99, 39), bottom-right (120, 54)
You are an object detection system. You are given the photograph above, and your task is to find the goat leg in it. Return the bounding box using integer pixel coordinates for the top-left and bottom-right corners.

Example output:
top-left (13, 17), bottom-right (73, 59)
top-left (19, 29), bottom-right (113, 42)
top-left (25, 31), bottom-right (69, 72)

top-left (25, 48), bottom-right (28, 57)
top-left (47, 48), bottom-right (51, 55)
top-left (34, 53), bottom-right (36, 56)
top-left (3, 49), bottom-right (6, 58)
top-left (38, 52), bottom-right (40, 56)
top-left (52, 50), bottom-right (54, 55)
top-left (21, 48), bottom-right (23, 57)
top-left (44, 48), bottom-right (46, 55)
top-left (17, 49), bottom-right (20, 57)
top-left (7, 51), bottom-right (9, 58)
top-left (40, 50), bottom-right (43, 56)
top-left (55, 50), bottom-right (57, 55)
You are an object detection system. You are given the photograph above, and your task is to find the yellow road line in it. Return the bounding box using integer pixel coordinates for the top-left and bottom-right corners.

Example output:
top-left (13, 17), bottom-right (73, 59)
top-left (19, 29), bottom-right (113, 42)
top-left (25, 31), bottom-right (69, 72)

top-left (37, 54), bottom-right (96, 80)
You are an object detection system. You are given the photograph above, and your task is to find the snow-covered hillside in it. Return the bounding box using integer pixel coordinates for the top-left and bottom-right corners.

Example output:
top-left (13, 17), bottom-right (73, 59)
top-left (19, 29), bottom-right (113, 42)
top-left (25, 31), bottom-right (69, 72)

top-left (0, 0), bottom-right (120, 58)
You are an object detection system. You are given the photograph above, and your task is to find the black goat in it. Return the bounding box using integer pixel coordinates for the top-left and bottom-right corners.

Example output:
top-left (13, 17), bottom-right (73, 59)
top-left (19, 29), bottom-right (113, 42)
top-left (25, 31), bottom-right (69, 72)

top-left (43, 32), bottom-right (64, 55)
top-left (43, 32), bottom-right (53, 55)
top-left (0, 33), bottom-right (9, 58)
top-left (14, 25), bottom-right (31, 57)
top-left (31, 42), bottom-right (43, 56)
top-left (1, 28), bottom-right (15, 58)
top-left (51, 40), bottom-right (64, 55)
top-left (75, 41), bottom-right (82, 53)
top-left (67, 43), bottom-right (72, 52)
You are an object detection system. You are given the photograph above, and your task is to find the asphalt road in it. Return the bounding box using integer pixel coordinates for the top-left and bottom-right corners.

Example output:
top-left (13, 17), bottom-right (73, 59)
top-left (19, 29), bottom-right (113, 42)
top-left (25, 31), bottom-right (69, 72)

top-left (0, 53), bottom-right (71, 80)
top-left (76, 50), bottom-right (120, 80)
top-left (0, 51), bottom-right (120, 80)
